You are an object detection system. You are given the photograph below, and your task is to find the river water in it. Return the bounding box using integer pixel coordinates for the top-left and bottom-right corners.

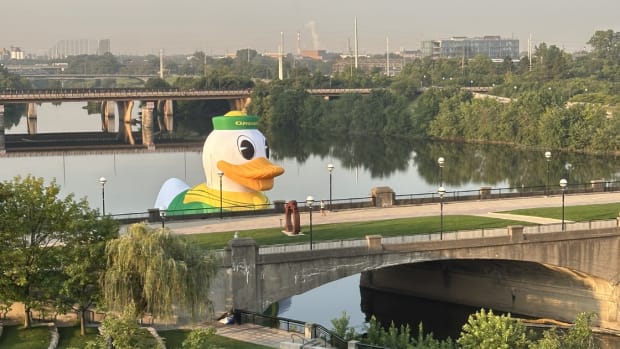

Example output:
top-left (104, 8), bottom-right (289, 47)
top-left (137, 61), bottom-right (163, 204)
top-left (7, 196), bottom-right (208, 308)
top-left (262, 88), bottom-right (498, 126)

top-left (4, 102), bottom-right (620, 346)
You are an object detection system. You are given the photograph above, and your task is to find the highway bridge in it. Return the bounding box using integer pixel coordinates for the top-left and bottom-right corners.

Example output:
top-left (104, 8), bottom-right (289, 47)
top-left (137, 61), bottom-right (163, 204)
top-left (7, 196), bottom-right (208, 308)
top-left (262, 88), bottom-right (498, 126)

top-left (0, 87), bottom-right (372, 103)
top-left (0, 88), bottom-right (373, 153)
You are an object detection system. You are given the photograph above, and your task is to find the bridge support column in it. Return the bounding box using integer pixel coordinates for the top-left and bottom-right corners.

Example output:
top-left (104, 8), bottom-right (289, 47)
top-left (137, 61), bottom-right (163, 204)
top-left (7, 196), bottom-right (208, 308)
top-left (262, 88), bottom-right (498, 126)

top-left (158, 99), bottom-right (173, 132)
top-left (100, 101), bottom-right (116, 132)
top-left (27, 103), bottom-right (37, 134)
top-left (228, 97), bottom-right (251, 112)
top-left (141, 102), bottom-right (155, 149)
top-left (116, 101), bottom-right (135, 145)
top-left (0, 105), bottom-right (5, 155)
top-left (228, 238), bottom-right (260, 312)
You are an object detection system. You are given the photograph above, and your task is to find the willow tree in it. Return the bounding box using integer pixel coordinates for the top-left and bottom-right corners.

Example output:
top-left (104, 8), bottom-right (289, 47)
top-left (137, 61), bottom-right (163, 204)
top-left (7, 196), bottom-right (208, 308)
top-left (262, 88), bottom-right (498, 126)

top-left (101, 223), bottom-right (217, 322)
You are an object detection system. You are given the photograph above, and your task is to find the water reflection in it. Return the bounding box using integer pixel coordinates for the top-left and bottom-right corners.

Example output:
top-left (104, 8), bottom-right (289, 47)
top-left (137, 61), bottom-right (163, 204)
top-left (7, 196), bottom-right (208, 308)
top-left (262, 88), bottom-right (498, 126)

top-left (267, 127), bottom-right (620, 191)
top-left (3, 103), bottom-right (620, 214)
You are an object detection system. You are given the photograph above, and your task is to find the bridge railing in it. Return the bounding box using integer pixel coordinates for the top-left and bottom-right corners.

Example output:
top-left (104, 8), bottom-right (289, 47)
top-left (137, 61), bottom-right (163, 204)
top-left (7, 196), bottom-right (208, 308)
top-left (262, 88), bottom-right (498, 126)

top-left (523, 219), bottom-right (617, 234)
top-left (104, 179), bottom-right (620, 225)
top-left (259, 239), bottom-right (368, 255)
top-left (258, 218), bottom-right (619, 255)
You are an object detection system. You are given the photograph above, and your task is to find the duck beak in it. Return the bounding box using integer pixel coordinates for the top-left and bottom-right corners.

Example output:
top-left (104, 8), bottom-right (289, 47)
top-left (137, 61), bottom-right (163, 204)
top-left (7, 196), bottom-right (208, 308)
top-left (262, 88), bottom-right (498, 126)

top-left (217, 158), bottom-right (284, 191)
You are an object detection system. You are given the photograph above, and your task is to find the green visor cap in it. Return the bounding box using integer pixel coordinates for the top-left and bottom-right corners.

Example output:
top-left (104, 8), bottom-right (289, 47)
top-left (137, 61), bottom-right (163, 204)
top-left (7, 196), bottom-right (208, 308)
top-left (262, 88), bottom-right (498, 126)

top-left (212, 115), bottom-right (259, 130)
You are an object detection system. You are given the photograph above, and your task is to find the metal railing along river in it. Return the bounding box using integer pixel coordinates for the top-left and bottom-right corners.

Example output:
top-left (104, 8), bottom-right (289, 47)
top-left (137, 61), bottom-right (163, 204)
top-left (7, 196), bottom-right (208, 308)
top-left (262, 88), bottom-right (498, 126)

top-left (108, 180), bottom-right (620, 225)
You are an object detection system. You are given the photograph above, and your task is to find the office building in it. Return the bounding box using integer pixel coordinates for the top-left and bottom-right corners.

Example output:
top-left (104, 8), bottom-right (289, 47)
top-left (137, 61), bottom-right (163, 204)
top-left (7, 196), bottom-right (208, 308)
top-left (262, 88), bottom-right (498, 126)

top-left (422, 36), bottom-right (520, 61)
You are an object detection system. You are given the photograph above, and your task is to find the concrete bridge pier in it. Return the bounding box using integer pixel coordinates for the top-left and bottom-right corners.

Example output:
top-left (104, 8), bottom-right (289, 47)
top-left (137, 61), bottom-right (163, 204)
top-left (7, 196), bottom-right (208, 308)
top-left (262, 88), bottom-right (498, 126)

top-left (228, 238), bottom-right (261, 312)
top-left (141, 101), bottom-right (155, 149)
top-left (27, 103), bottom-right (37, 134)
top-left (100, 101), bottom-right (116, 132)
top-left (158, 100), bottom-right (173, 132)
top-left (229, 97), bottom-right (251, 113)
top-left (116, 101), bottom-right (135, 145)
top-left (0, 105), bottom-right (5, 155)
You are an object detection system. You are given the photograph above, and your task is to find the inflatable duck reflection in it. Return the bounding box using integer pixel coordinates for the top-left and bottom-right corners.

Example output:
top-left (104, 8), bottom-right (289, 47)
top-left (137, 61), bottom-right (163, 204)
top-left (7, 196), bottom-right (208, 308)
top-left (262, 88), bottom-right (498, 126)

top-left (154, 111), bottom-right (284, 215)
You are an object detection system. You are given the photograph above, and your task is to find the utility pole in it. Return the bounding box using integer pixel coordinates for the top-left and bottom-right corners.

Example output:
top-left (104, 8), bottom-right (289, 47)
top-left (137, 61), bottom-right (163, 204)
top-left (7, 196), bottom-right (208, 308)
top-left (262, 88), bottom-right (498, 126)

top-left (278, 32), bottom-right (284, 80)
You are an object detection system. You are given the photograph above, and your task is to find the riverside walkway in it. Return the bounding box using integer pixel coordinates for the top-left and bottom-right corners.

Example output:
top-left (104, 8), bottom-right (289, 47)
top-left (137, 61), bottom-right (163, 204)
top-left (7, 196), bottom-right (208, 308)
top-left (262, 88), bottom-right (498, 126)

top-left (164, 191), bottom-right (620, 236)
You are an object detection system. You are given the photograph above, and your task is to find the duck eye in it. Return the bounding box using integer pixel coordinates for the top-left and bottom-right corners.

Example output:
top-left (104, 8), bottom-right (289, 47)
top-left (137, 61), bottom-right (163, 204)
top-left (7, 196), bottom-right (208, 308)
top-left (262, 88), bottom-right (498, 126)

top-left (238, 137), bottom-right (255, 160)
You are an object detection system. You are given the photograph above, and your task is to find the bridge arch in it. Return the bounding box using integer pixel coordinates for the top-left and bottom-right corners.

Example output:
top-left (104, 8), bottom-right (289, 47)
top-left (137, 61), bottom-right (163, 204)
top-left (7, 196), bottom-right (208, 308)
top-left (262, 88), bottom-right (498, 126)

top-left (214, 225), bottom-right (620, 330)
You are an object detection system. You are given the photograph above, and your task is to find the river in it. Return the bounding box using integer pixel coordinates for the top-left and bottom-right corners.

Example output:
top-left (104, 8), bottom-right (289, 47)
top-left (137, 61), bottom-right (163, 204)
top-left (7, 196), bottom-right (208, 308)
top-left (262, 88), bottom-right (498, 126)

top-left (3, 102), bottom-right (620, 346)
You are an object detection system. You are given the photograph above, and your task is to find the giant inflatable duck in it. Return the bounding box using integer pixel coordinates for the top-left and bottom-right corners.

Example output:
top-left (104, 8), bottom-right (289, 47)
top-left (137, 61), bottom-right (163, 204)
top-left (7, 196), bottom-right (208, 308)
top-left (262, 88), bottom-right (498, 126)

top-left (154, 111), bottom-right (284, 215)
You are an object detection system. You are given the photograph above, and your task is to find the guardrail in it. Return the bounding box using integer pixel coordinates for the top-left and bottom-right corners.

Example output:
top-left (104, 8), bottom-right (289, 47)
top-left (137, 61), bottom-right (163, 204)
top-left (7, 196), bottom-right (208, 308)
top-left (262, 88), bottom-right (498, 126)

top-left (257, 218), bottom-right (619, 255)
top-left (107, 180), bottom-right (620, 225)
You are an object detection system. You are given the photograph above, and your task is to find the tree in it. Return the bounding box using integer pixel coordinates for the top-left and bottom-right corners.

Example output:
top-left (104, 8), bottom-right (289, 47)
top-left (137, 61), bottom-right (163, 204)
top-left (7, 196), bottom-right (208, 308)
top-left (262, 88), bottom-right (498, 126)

top-left (331, 311), bottom-right (358, 340)
top-left (101, 223), bottom-right (217, 322)
top-left (0, 175), bottom-right (114, 328)
top-left (182, 327), bottom-right (221, 349)
top-left (87, 304), bottom-right (161, 349)
top-left (58, 215), bottom-right (118, 335)
top-left (531, 313), bottom-right (599, 349)
top-left (457, 308), bottom-right (532, 349)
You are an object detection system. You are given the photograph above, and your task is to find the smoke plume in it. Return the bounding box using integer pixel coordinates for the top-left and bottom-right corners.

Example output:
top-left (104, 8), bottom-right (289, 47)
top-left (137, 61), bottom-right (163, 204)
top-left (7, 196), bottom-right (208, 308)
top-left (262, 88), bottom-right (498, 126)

top-left (305, 20), bottom-right (320, 50)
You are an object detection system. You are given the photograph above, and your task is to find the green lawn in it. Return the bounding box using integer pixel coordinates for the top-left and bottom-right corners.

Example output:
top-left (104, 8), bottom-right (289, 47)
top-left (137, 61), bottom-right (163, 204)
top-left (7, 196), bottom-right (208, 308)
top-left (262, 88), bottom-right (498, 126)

top-left (0, 325), bottom-right (50, 349)
top-left (185, 215), bottom-right (530, 249)
top-left (56, 326), bottom-right (100, 349)
top-left (159, 329), bottom-right (272, 349)
top-left (504, 202), bottom-right (620, 221)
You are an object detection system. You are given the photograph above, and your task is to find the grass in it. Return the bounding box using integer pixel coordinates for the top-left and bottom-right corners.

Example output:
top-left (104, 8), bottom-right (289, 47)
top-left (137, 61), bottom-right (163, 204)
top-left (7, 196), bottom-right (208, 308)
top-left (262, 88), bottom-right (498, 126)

top-left (0, 325), bottom-right (50, 349)
top-left (504, 202), bottom-right (620, 222)
top-left (185, 215), bottom-right (530, 249)
top-left (56, 326), bottom-right (99, 349)
top-left (0, 326), bottom-right (268, 349)
top-left (158, 329), bottom-right (272, 349)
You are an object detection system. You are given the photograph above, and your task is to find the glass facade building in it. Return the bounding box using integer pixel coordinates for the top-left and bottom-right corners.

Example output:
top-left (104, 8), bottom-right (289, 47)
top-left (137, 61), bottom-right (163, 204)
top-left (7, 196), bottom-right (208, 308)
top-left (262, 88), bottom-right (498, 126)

top-left (422, 36), bottom-right (520, 61)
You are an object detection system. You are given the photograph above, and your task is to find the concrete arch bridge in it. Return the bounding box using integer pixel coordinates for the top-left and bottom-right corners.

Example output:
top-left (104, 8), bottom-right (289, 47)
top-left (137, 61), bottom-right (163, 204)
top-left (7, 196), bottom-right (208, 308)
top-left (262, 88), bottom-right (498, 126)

top-left (211, 220), bottom-right (620, 331)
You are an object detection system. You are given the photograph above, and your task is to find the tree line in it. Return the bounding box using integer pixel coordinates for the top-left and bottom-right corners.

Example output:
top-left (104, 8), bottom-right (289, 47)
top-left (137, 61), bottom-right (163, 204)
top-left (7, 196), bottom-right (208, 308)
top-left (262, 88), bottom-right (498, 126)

top-left (2, 29), bottom-right (618, 153)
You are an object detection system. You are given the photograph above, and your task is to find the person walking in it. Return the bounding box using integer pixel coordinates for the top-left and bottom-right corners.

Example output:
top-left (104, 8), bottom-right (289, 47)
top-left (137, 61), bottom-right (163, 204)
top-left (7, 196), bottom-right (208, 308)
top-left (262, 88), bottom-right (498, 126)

top-left (320, 200), bottom-right (326, 216)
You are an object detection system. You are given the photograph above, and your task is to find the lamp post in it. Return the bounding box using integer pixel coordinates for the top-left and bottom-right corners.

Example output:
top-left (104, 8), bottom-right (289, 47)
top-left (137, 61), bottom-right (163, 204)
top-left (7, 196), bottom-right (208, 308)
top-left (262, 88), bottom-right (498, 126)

top-left (327, 163), bottom-right (334, 211)
top-left (560, 178), bottom-right (567, 231)
top-left (438, 186), bottom-right (445, 240)
top-left (565, 163), bottom-right (573, 183)
top-left (160, 207), bottom-right (167, 229)
top-left (437, 157), bottom-right (445, 187)
top-left (545, 151), bottom-right (551, 196)
top-left (217, 170), bottom-right (224, 219)
top-left (306, 195), bottom-right (314, 250)
top-left (98, 176), bottom-right (107, 215)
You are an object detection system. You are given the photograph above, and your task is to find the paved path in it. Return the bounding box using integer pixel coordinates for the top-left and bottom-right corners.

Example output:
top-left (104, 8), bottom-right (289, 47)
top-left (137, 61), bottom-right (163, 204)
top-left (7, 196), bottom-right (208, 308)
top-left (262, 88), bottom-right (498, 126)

top-left (212, 323), bottom-right (296, 348)
top-left (163, 191), bottom-right (620, 235)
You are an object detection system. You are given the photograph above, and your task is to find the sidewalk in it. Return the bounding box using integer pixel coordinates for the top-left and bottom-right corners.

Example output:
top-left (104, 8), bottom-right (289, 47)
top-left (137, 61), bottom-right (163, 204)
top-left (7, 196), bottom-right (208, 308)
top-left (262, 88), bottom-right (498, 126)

top-left (212, 323), bottom-right (295, 348)
top-left (164, 191), bottom-right (620, 235)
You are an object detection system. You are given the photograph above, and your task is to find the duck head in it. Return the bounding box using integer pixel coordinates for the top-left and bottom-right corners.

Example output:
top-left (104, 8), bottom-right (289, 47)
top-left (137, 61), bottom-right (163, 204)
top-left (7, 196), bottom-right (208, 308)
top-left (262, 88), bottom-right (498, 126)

top-left (202, 111), bottom-right (284, 193)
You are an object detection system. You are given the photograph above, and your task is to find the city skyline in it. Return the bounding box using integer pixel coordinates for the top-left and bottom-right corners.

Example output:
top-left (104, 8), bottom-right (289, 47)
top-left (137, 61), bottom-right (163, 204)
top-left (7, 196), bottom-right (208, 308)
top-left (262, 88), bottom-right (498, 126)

top-left (2, 0), bottom-right (618, 56)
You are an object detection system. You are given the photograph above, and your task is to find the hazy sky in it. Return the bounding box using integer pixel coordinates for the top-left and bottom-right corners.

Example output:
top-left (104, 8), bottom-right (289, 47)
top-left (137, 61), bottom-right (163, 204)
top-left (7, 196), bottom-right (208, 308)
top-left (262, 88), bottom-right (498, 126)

top-left (3, 0), bottom-right (618, 56)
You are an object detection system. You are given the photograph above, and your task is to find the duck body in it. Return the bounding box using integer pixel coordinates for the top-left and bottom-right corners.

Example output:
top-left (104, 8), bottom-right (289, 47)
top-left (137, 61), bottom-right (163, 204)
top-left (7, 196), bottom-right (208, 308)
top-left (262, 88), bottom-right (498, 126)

top-left (155, 112), bottom-right (284, 215)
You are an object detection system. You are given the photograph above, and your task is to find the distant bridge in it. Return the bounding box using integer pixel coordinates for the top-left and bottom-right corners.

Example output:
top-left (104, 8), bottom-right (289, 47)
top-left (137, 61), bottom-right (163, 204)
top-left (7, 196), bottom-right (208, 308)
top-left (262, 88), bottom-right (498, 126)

top-left (18, 74), bottom-right (159, 82)
top-left (0, 88), bottom-right (374, 153)
top-left (0, 88), bottom-right (372, 104)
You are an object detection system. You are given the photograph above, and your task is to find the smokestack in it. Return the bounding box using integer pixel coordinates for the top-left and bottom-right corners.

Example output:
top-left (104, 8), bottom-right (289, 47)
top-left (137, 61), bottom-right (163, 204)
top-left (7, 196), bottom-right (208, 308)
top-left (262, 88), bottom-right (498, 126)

top-left (386, 37), bottom-right (389, 76)
top-left (278, 32), bottom-right (284, 80)
top-left (159, 49), bottom-right (164, 79)
top-left (354, 17), bottom-right (358, 69)
top-left (297, 31), bottom-right (301, 56)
